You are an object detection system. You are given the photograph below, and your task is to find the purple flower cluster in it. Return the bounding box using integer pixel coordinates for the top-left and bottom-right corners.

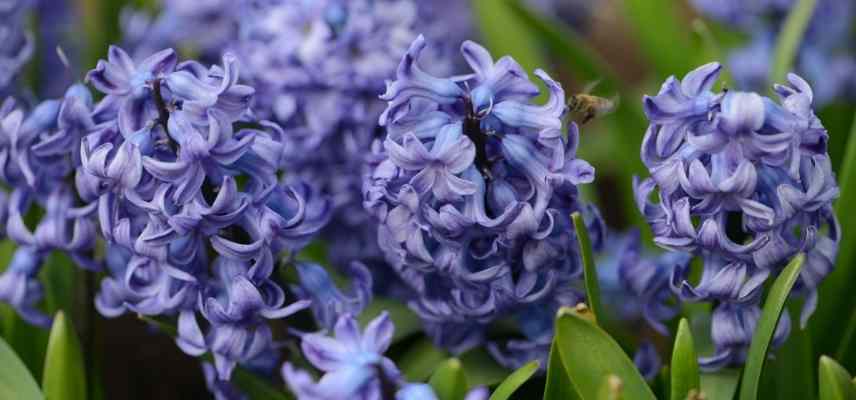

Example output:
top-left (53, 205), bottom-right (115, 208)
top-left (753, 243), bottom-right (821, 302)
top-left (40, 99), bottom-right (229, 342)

top-left (692, 0), bottom-right (856, 105)
top-left (284, 312), bottom-right (489, 400)
top-left (0, 0), bottom-right (34, 91)
top-left (74, 46), bottom-right (330, 385)
top-left (364, 36), bottom-right (601, 366)
top-left (0, 84), bottom-right (98, 327)
top-left (234, 0), bottom-right (462, 277)
top-left (636, 63), bottom-right (840, 369)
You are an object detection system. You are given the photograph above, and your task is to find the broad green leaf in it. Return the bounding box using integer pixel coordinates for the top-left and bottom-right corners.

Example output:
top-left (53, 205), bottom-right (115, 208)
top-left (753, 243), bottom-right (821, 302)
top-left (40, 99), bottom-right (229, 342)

top-left (489, 360), bottom-right (539, 400)
top-left (0, 336), bottom-right (43, 400)
top-left (358, 297), bottom-right (421, 343)
top-left (398, 339), bottom-right (450, 381)
top-left (555, 307), bottom-right (656, 400)
top-left (596, 375), bottom-right (623, 400)
top-left (818, 356), bottom-right (856, 400)
top-left (42, 312), bottom-right (86, 400)
top-left (828, 112), bottom-right (856, 367)
top-left (429, 358), bottom-right (468, 400)
top-left (620, 0), bottom-right (696, 78)
top-left (671, 319), bottom-right (700, 400)
top-left (571, 212), bottom-right (604, 324)
top-left (700, 370), bottom-right (740, 400)
top-left (761, 305), bottom-right (815, 400)
top-left (739, 254), bottom-right (805, 400)
top-left (233, 368), bottom-right (291, 400)
top-left (543, 338), bottom-right (579, 400)
top-left (769, 0), bottom-right (819, 86)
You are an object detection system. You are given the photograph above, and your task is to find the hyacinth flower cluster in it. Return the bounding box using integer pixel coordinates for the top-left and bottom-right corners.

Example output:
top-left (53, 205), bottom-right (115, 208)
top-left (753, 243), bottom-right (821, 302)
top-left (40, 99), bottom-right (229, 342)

top-left (0, 84), bottom-right (99, 327)
top-left (284, 312), bottom-right (489, 400)
top-left (0, 0), bottom-right (34, 90)
top-left (635, 62), bottom-right (840, 370)
top-left (363, 35), bottom-right (601, 368)
top-left (70, 45), bottom-right (332, 386)
top-left (692, 0), bottom-right (855, 105)
top-left (232, 0), bottom-right (464, 278)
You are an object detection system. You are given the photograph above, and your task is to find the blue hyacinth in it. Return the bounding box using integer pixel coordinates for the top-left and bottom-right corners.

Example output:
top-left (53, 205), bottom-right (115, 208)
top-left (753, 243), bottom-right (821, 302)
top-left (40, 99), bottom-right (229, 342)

top-left (636, 62), bottom-right (840, 369)
top-left (364, 35), bottom-right (602, 366)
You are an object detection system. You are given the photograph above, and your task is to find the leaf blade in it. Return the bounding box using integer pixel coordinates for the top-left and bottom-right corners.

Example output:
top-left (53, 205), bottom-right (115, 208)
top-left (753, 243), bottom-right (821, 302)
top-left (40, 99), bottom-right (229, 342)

top-left (543, 337), bottom-right (579, 400)
top-left (738, 253), bottom-right (806, 400)
top-left (700, 370), bottom-right (740, 400)
top-left (571, 212), bottom-right (604, 324)
top-left (818, 356), bottom-right (856, 400)
top-left (671, 318), bottom-right (700, 400)
top-left (489, 360), bottom-right (539, 400)
top-left (555, 308), bottom-right (656, 400)
top-left (429, 358), bottom-right (468, 400)
top-left (0, 336), bottom-right (43, 400)
top-left (42, 312), bottom-right (86, 400)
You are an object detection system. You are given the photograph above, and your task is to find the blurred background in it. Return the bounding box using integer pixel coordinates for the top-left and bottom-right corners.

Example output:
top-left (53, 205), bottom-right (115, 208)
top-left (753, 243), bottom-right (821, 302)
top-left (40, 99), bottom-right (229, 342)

top-left (2, 0), bottom-right (854, 398)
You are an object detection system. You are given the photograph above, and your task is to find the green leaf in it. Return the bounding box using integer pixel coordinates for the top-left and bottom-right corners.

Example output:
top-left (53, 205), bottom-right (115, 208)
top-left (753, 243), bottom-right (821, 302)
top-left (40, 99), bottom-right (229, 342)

top-left (769, 0), bottom-right (819, 86)
top-left (827, 112), bottom-right (856, 366)
top-left (700, 370), bottom-right (740, 400)
top-left (41, 312), bottom-right (86, 400)
top-left (761, 304), bottom-right (815, 400)
top-left (489, 360), bottom-right (539, 400)
top-left (818, 356), bottom-right (856, 400)
top-left (398, 339), bottom-right (450, 381)
top-left (554, 307), bottom-right (656, 400)
top-left (358, 297), bottom-right (421, 343)
top-left (429, 358), bottom-right (468, 400)
top-left (543, 338), bottom-right (579, 400)
top-left (596, 375), bottom-right (623, 400)
top-left (739, 253), bottom-right (805, 400)
top-left (0, 336), bottom-right (43, 400)
top-left (233, 368), bottom-right (292, 400)
top-left (571, 212), bottom-right (604, 324)
top-left (671, 318), bottom-right (700, 400)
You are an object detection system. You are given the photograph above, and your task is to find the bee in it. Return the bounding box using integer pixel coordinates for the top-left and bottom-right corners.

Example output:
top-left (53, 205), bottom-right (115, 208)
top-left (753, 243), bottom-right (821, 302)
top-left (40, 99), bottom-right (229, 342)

top-left (568, 81), bottom-right (619, 125)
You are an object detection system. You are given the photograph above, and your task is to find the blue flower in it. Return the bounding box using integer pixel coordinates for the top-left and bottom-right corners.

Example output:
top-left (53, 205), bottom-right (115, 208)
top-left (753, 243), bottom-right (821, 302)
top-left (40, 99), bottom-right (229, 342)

top-left (636, 64), bottom-right (839, 369)
top-left (366, 36), bottom-right (600, 363)
top-left (292, 261), bottom-right (372, 331)
top-left (283, 312), bottom-right (401, 400)
top-left (178, 263), bottom-right (310, 381)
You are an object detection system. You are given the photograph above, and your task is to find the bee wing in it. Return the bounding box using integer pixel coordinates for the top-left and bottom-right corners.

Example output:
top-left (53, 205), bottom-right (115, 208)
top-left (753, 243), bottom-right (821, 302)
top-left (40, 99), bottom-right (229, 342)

top-left (606, 94), bottom-right (620, 113)
top-left (582, 79), bottom-right (602, 94)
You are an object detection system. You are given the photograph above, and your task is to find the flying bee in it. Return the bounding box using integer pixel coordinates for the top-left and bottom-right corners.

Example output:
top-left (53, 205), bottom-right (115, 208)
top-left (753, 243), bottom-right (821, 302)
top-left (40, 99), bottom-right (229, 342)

top-left (568, 81), bottom-right (619, 125)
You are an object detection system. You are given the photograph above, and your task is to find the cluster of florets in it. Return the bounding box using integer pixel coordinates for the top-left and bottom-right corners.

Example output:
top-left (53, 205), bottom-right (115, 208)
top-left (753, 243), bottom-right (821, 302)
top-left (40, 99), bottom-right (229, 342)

top-left (0, 0), bottom-right (34, 90)
top-left (692, 0), bottom-right (855, 105)
top-left (363, 35), bottom-right (602, 366)
top-left (0, 84), bottom-right (98, 327)
top-left (284, 312), bottom-right (489, 400)
top-left (233, 0), bottom-right (462, 274)
top-left (73, 46), bottom-right (331, 386)
top-left (636, 62), bottom-right (840, 369)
